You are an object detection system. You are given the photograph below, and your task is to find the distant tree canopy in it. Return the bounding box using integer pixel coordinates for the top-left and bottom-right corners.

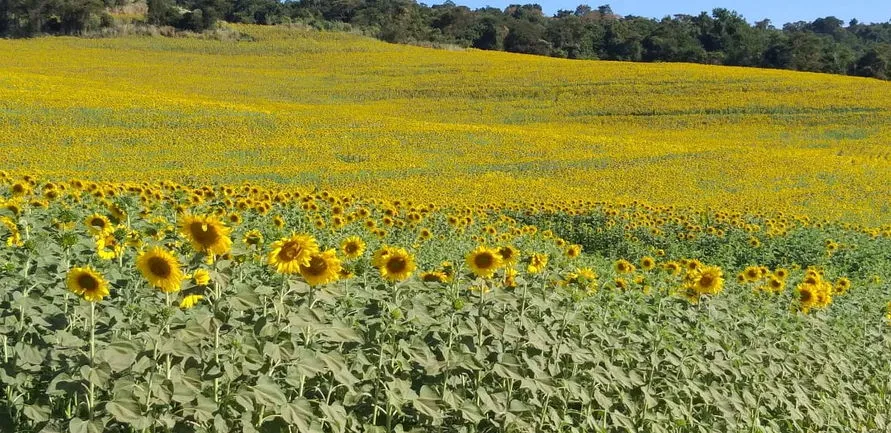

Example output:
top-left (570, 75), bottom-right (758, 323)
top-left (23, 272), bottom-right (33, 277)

top-left (2, 0), bottom-right (890, 80)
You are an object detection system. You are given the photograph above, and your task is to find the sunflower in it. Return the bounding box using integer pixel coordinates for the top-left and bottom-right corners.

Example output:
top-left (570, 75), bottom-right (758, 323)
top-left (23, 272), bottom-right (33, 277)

top-left (766, 276), bottom-right (785, 293)
top-left (614, 278), bottom-right (629, 290)
top-left (742, 266), bottom-right (762, 282)
top-left (267, 234), bottom-right (319, 274)
top-left (614, 259), bottom-right (635, 274)
top-left (272, 215), bottom-right (285, 229)
top-left (663, 261), bottom-right (681, 275)
top-left (85, 214), bottom-right (112, 235)
top-left (502, 267), bottom-right (518, 288)
top-left (193, 269), bottom-right (211, 286)
top-left (685, 265), bottom-right (724, 296)
top-left (66, 266), bottom-right (110, 302)
top-left (420, 271), bottom-right (449, 283)
top-left (136, 247), bottom-right (184, 293)
top-left (376, 247), bottom-right (416, 282)
top-left (340, 236), bottom-right (366, 259)
top-left (95, 233), bottom-right (124, 260)
top-left (797, 284), bottom-right (817, 313)
top-left (179, 294), bottom-right (204, 309)
top-left (774, 268), bottom-right (789, 280)
top-left (684, 259), bottom-right (703, 271)
top-left (565, 244), bottom-right (582, 259)
top-left (243, 229), bottom-right (264, 247)
top-left (466, 246), bottom-right (503, 278)
top-left (833, 277), bottom-right (851, 295)
top-left (299, 249), bottom-right (341, 286)
top-left (526, 253), bottom-right (548, 274)
top-left (180, 214), bottom-right (232, 255)
top-left (640, 256), bottom-right (656, 270)
top-left (498, 245), bottom-right (518, 265)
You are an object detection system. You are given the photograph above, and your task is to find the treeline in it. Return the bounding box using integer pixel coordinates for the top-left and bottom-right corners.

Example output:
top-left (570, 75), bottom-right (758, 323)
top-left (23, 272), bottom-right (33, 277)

top-left (2, 0), bottom-right (890, 80)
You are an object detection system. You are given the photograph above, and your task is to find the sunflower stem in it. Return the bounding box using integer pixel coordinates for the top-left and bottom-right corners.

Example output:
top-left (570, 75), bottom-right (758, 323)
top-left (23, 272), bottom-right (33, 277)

top-left (278, 277), bottom-right (287, 323)
top-left (88, 301), bottom-right (96, 420)
top-left (165, 292), bottom-right (172, 380)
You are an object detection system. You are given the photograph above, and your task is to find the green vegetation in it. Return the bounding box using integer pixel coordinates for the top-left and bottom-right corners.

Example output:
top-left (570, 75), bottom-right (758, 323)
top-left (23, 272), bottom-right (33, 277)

top-left (3, 0), bottom-right (889, 79)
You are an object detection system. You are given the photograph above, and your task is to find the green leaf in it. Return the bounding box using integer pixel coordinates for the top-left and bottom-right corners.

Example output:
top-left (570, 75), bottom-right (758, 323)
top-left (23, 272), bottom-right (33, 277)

top-left (105, 395), bottom-right (144, 425)
top-left (252, 376), bottom-right (287, 408)
top-left (319, 320), bottom-right (363, 343)
top-left (318, 402), bottom-right (347, 433)
top-left (413, 385), bottom-right (442, 420)
top-left (280, 398), bottom-right (314, 431)
top-left (97, 340), bottom-right (139, 372)
top-left (68, 418), bottom-right (104, 433)
top-left (23, 404), bottom-right (50, 422)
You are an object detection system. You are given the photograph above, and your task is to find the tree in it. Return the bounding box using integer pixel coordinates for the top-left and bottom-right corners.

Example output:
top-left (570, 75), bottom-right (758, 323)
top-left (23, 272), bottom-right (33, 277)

top-left (852, 46), bottom-right (890, 79)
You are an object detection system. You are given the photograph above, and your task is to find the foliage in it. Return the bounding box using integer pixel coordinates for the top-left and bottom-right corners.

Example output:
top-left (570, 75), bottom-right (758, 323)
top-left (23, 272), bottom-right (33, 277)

top-left (0, 177), bottom-right (889, 432)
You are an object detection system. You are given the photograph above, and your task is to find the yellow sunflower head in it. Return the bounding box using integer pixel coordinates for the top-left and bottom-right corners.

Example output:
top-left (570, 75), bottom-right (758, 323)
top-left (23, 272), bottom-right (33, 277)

top-left (193, 268), bottom-right (211, 286)
top-left (180, 214), bottom-right (232, 255)
top-left (497, 245), bottom-right (518, 264)
top-left (340, 236), bottom-right (366, 259)
top-left (797, 284), bottom-right (817, 313)
top-left (526, 253), bottom-right (548, 274)
top-left (179, 294), bottom-right (204, 310)
top-left (742, 266), bottom-right (762, 282)
top-left (66, 266), bottom-right (110, 302)
top-left (614, 259), bottom-right (635, 274)
top-left (565, 244), bottom-right (582, 259)
top-left (767, 276), bottom-right (785, 293)
top-left (420, 271), bottom-right (449, 283)
top-left (299, 249), bottom-right (341, 286)
top-left (640, 256), bottom-right (656, 270)
top-left (85, 214), bottom-right (112, 235)
top-left (466, 246), bottom-right (503, 278)
top-left (774, 268), bottom-right (789, 280)
top-left (243, 229), bottom-right (264, 247)
top-left (833, 277), bottom-right (851, 295)
top-left (686, 265), bottom-right (724, 296)
top-left (136, 247), bottom-right (184, 294)
top-left (376, 247), bottom-right (416, 282)
top-left (268, 234), bottom-right (319, 274)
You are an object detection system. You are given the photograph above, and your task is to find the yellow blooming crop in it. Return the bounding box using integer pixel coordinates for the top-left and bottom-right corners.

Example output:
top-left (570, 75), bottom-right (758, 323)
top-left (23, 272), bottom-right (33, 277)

top-left (0, 25), bottom-right (887, 224)
top-left (66, 266), bottom-right (110, 302)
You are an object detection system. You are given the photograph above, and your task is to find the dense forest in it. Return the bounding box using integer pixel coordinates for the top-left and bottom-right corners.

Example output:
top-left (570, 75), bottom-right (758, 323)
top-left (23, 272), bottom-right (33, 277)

top-left (1, 0), bottom-right (890, 79)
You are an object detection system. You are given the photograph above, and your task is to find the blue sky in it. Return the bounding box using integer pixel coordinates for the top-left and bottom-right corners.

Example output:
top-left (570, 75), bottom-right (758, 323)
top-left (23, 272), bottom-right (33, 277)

top-left (428, 0), bottom-right (891, 25)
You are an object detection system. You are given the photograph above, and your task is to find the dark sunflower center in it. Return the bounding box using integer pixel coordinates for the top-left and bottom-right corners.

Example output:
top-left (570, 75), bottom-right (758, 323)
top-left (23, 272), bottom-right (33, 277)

top-left (699, 275), bottom-right (714, 288)
top-left (386, 257), bottom-right (407, 274)
top-left (148, 256), bottom-right (172, 278)
top-left (189, 221), bottom-right (218, 246)
top-left (90, 218), bottom-right (105, 228)
top-left (474, 253), bottom-right (494, 269)
top-left (303, 256), bottom-right (327, 276)
top-left (345, 243), bottom-right (358, 254)
top-left (279, 242), bottom-right (302, 261)
top-left (77, 274), bottom-right (98, 291)
top-left (800, 290), bottom-right (813, 302)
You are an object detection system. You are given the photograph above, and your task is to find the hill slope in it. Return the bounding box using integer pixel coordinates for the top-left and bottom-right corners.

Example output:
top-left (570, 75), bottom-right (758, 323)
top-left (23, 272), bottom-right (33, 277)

top-left (1, 25), bottom-right (889, 222)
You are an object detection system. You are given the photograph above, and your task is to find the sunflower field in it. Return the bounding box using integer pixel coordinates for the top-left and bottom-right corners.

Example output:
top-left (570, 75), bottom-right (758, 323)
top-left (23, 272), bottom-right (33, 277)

top-left (1, 24), bottom-right (891, 433)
